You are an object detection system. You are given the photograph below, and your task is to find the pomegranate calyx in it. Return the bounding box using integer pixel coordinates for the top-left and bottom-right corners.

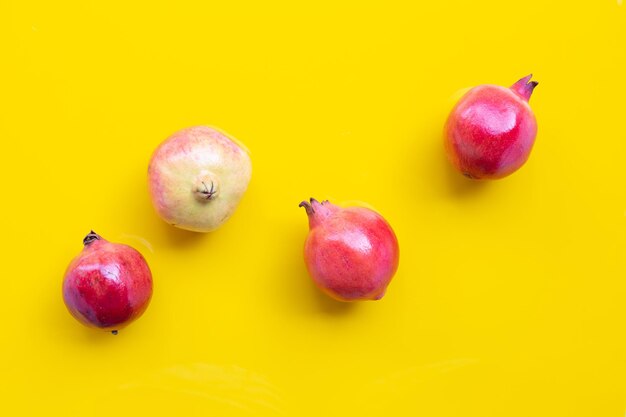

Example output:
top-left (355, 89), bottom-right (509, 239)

top-left (510, 74), bottom-right (538, 101)
top-left (83, 231), bottom-right (101, 246)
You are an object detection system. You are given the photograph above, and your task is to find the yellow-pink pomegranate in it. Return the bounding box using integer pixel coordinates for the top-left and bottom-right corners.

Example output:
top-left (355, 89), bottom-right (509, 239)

top-left (148, 126), bottom-right (252, 232)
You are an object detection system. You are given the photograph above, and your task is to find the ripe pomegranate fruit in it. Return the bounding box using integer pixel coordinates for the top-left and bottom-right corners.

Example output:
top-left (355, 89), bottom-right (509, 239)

top-left (444, 75), bottom-right (539, 179)
top-left (148, 126), bottom-right (252, 232)
top-left (299, 199), bottom-right (399, 302)
top-left (62, 232), bottom-right (153, 334)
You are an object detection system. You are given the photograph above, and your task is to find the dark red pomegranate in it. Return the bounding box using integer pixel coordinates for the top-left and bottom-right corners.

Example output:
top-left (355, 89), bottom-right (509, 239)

top-left (62, 231), bottom-right (153, 334)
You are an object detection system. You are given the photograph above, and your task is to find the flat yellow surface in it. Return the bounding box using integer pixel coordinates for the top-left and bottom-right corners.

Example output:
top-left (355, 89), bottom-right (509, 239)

top-left (1, 1), bottom-right (625, 416)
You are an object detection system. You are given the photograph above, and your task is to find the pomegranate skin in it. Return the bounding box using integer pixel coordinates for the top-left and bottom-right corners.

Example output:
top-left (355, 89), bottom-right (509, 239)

top-left (62, 232), bottom-right (153, 333)
top-left (148, 126), bottom-right (252, 233)
top-left (300, 199), bottom-right (399, 302)
top-left (444, 75), bottom-right (538, 179)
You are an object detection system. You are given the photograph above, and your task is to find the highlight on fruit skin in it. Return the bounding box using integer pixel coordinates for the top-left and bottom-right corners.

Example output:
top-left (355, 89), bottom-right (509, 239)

top-left (62, 231), bottom-right (153, 334)
top-left (299, 198), bottom-right (399, 302)
top-left (148, 125), bottom-right (252, 233)
top-left (444, 75), bottom-right (539, 180)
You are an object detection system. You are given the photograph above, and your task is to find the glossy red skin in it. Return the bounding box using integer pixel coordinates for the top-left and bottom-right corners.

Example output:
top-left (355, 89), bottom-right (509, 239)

top-left (62, 234), bottom-right (153, 332)
top-left (301, 200), bottom-right (399, 301)
top-left (444, 84), bottom-right (537, 179)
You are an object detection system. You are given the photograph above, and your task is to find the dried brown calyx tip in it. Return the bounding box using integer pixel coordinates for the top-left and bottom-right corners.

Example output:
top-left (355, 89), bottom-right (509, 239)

top-left (193, 175), bottom-right (219, 202)
top-left (299, 198), bottom-right (330, 214)
top-left (83, 231), bottom-right (100, 246)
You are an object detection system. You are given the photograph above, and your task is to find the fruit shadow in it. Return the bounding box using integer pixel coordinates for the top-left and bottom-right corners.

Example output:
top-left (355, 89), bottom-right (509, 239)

top-left (46, 284), bottom-right (124, 347)
top-left (74, 326), bottom-right (128, 344)
top-left (442, 157), bottom-right (490, 198)
top-left (427, 130), bottom-right (490, 198)
top-left (310, 281), bottom-right (358, 315)
top-left (281, 227), bottom-right (357, 316)
top-left (411, 97), bottom-right (490, 200)
top-left (156, 219), bottom-right (208, 249)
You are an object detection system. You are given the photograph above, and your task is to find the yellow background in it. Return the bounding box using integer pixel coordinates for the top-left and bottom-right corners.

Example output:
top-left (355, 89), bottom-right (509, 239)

top-left (1, 1), bottom-right (625, 416)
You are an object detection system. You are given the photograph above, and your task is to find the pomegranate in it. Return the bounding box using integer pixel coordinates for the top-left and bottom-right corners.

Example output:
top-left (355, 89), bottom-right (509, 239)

top-left (148, 126), bottom-right (252, 232)
top-left (299, 198), bottom-right (399, 302)
top-left (62, 231), bottom-right (153, 334)
top-left (444, 74), bottom-right (539, 179)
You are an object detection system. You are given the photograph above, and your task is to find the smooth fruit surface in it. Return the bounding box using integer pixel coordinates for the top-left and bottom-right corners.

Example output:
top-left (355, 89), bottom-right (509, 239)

top-left (148, 126), bottom-right (252, 232)
top-left (62, 232), bottom-right (153, 333)
top-left (2, 1), bottom-right (625, 416)
top-left (300, 199), bottom-right (399, 301)
top-left (444, 75), bottom-right (538, 179)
